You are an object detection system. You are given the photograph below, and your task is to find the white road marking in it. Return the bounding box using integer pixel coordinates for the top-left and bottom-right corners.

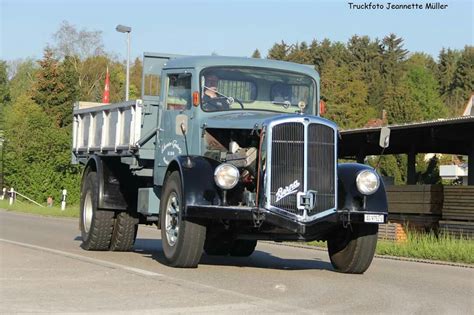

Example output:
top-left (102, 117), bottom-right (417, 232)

top-left (0, 238), bottom-right (163, 277)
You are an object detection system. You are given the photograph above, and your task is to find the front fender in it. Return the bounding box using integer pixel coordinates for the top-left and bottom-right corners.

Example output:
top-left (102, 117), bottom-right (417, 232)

top-left (166, 156), bottom-right (222, 211)
top-left (337, 163), bottom-right (388, 213)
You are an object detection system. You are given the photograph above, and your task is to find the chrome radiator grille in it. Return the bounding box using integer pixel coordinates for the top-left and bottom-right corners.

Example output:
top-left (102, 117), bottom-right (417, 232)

top-left (307, 124), bottom-right (336, 216)
top-left (268, 120), bottom-right (336, 219)
top-left (269, 123), bottom-right (304, 214)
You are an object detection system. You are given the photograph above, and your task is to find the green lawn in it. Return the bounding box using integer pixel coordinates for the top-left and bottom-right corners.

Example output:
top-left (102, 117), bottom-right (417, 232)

top-left (308, 230), bottom-right (474, 264)
top-left (0, 199), bottom-right (79, 218)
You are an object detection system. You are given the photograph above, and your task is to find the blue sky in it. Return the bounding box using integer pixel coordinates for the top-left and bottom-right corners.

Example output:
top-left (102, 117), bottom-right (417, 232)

top-left (1, 0), bottom-right (472, 62)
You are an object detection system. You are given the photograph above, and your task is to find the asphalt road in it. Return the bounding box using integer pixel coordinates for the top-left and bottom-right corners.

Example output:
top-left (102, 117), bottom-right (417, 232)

top-left (1, 210), bottom-right (473, 314)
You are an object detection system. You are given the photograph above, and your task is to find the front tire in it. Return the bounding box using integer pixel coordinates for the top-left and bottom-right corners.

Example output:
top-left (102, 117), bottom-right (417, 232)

top-left (80, 171), bottom-right (115, 250)
top-left (160, 171), bottom-right (206, 268)
top-left (327, 224), bottom-right (378, 274)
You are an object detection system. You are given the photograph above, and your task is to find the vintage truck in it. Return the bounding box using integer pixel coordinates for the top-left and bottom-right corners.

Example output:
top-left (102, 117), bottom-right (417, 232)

top-left (72, 53), bottom-right (388, 273)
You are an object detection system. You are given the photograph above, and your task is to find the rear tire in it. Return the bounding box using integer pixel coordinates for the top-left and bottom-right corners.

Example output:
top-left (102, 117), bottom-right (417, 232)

top-left (327, 224), bottom-right (378, 274)
top-left (160, 171), bottom-right (206, 268)
top-left (204, 238), bottom-right (231, 256)
top-left (229, 240), bottom-right (257, 257)
top-left (110, 212), bottom-right (138, 251)
top-left (80, 171), bottom-right (115, 251)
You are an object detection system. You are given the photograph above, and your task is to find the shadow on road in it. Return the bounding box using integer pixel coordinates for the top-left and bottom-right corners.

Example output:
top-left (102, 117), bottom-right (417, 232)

top-left (133, 238), bottom-right (334, 271)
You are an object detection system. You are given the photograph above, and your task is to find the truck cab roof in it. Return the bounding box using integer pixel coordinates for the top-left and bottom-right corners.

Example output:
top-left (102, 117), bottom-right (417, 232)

top-left (144, 53), bottom-right (320, 79)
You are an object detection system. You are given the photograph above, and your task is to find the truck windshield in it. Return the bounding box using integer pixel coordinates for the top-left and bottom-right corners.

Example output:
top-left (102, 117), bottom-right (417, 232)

top-left (200, 67), bottom-right (316, 114)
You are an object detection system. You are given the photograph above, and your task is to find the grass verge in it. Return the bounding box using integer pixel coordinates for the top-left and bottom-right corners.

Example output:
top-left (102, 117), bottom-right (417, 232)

top-left (0, 199), bottom-right (78, 218)
top-left (308, 230), bottom-right (474, 264)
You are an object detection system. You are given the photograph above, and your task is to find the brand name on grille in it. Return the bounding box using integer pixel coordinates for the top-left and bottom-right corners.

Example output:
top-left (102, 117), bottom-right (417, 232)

top-left (275, 180), bottom-right (301, 202)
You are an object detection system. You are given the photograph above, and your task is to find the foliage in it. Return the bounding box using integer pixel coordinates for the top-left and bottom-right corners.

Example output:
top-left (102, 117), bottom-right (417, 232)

top-left (251, 49), bottom-right (261, 58)
top-left (3, 95), bottom-right (82, 204)
top-left (7, 59), bottom-right (39, 104)
top-left (33, 48), bottom-right (79, 127)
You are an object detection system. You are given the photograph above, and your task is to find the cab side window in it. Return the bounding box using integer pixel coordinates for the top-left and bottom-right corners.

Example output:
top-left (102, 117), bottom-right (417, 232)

top-left (167, 73), bottom-right (191, 110)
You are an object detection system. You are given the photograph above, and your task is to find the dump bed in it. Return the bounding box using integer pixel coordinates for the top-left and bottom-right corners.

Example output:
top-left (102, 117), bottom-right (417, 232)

top-left (72, 100), bottom-right (144, 159)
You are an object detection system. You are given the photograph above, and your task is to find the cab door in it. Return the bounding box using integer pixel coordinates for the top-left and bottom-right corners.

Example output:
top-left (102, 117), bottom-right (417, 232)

top-left (139, 53), bottom-right (181, 159)
top-left (156, 70), bottom-right (194, 169)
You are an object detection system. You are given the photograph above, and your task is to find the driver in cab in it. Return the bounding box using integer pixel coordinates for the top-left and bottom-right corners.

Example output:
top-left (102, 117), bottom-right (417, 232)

top-left (202, 74), bottom-right (230, 111)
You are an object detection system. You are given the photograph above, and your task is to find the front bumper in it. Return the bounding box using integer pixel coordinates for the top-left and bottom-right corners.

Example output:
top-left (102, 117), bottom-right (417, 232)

top-left (185, 205), bottom-right (387, 237)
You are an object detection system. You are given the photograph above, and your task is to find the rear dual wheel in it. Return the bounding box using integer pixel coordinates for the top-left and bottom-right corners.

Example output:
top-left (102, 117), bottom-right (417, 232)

top-left (80, 171), bottom-right (137, 251)
top-left (204, 238), bottom-right (257, 257)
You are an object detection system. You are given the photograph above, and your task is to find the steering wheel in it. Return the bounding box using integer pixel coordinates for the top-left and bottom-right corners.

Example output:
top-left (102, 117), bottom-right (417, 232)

top-left (202, 97), bottom-right (230, 111)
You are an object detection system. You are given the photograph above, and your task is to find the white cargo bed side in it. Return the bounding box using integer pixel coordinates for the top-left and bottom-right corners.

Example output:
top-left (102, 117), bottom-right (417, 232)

top-left (72, 100), bottom-right (143, 156)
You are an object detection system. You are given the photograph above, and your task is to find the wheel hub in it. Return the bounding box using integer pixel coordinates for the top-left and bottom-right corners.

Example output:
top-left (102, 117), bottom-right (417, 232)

top-left (165, 192), bottom-right (180, 246)
top-left (83, 191), bottom-right (93, 233)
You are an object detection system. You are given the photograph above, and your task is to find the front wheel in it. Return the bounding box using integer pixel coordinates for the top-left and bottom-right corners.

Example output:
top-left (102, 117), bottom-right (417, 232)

top-left (327, 224), bottom-right (378, 274)
top-left (160, 171), bottom-right (206, 268)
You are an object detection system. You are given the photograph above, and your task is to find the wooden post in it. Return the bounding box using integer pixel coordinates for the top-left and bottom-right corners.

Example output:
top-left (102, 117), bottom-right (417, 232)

top-left (469, 143), bottom-right (474, 186)
top-left (407, 151), bottom-right (416, 185)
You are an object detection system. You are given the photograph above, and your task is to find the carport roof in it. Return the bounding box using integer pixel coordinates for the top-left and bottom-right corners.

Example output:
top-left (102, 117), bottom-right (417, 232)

top-left (338, 116), bottom-right (474, 158)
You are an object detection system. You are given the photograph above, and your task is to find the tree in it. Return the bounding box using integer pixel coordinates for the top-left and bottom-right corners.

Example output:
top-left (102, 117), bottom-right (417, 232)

top-left (50, 21), bottom-right (108, 100)
top-left (321, 59), bottom-right (375, 128)
top-left (383, 83), bottom-right (423, 124)
top-left (3, 95), bottom-right (81, 204)
top-left (403, 61), bottom-right (447, 120)
top-left (130, 57), bottom-right (142, 99)
top-left (380, 34), bottom-right (408, 85)
top-left (437, 48), bottom-right (461, 114)
top-left (267, 41), bottom-right (290, 60)
top-left (452, 46), bottom-right (474, 114)
top-left (7, 59), bottom-right (38, 102)
top-left (33, 48), bottom-right (79, 127)
top-left (251, 49), bottom-right (261, 58)
top-left (0, 61), bottom-right (10, 106)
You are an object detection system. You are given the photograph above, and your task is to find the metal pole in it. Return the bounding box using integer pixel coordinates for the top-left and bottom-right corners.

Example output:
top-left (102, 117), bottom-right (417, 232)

top-left (9, 187), bottom-right (14, 205)
top-left (61, 189), bottom-right (67, 211)
top-left (126, 31), bottom-right (130, 101)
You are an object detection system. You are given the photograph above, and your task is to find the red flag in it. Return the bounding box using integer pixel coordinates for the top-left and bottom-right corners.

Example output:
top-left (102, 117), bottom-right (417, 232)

top-left (102, 66), bottom-right (110, 103)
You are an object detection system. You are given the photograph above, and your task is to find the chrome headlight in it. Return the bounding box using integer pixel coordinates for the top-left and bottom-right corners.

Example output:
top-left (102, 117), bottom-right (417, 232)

top-left (356, 170), bottom-right (380, 195)
top-left (214, 164), bottom-right (239, 190)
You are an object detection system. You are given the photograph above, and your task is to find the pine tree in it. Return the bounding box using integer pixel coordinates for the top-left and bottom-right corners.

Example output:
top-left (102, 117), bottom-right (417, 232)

top-left (251, 49), bottom-right (261, 58)
top-left (452, 46), bottom-right (474, 114)
top-left (267, 41), bottom-right (289, 60)
top-left (437, 48), bottom-right (461, 114)
top-left (380, 34), bottom-right (408, 85)
top-left (33, 48), bottom-right (79, 127)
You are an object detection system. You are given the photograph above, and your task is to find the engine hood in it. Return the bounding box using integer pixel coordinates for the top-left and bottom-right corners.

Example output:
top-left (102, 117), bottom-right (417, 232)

top-left (203, 111), bottom-right (280, 129)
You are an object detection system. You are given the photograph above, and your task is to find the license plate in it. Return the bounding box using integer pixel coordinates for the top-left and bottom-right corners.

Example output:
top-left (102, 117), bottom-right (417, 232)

top-left (364, 214), bottom-right (384, 223)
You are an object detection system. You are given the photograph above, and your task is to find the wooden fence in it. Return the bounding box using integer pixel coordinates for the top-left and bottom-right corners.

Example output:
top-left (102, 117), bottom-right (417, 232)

top-left (380, 185), bottom-right (473, 240)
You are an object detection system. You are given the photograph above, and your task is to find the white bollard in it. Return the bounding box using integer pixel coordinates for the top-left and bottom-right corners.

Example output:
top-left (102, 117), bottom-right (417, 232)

top-left (0, 187), bottom-right (5, 200)
top-left (61, 189), bottom-right (67, 211)
top-left (9, 187), bottom-right (14, 206)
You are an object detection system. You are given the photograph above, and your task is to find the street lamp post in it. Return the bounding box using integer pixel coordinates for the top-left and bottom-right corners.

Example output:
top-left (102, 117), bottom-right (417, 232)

top-left (115, 24), bottom-right (132, 101)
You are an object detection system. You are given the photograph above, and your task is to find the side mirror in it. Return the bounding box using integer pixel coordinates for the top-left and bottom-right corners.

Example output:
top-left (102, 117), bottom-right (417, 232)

top-left (379, 127), bottom-right (390, 149)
